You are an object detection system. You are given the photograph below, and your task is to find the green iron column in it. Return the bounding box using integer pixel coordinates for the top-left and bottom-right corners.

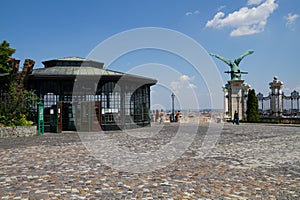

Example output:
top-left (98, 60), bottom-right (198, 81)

top-left (37, 102), bottom-right (44, 135)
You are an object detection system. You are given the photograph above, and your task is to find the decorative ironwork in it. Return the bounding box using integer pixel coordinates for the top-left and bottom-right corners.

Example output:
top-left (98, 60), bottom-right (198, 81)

top-left (257, 90), bottom-right (300, 118)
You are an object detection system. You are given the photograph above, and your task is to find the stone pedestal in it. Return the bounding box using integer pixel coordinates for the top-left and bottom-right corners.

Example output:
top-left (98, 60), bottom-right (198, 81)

top-left (223, 80), bottom-right (250, 121)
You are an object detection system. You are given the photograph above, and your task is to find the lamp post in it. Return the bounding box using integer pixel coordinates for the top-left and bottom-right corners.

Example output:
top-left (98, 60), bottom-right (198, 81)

top-left (171, 93), bottom-right (175, 122)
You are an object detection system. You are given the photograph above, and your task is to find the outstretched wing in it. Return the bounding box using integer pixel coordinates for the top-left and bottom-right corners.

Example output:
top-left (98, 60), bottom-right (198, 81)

top-left (210, 53), bottom-right (233, 66)
top-left (234, 50), bottom-right (254, 66)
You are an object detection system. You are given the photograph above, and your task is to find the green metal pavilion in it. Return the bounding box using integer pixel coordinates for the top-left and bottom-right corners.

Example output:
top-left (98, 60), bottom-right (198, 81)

top-left (28, 57), bottom-right (157, 132)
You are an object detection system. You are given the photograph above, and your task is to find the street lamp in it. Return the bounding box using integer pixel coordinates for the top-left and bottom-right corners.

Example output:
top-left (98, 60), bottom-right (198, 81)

top-left (171, 93), bottom-right (175, 122)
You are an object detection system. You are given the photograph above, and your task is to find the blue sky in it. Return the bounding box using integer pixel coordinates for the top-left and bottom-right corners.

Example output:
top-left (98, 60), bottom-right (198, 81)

top-left (1, 0), bottom-right (299, 109)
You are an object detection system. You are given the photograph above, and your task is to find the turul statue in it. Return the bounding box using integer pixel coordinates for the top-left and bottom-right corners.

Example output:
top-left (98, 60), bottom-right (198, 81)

top-left (210, 50), bottom-right (254, 81)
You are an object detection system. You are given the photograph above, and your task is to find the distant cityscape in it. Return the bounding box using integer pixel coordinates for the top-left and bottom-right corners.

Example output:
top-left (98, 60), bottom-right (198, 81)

top-left (150, 109), bottom-right (224, 123)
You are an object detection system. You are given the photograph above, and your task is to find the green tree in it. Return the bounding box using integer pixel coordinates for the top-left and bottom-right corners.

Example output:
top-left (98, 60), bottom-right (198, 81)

top-left (246, 89), bottom-right (260, 122)
top-left (0, 40), bottom-right (17, 96)
top-left (0, 40), bottom-right (37, 127)
top-left (0, 40), bottom-right (15, 74)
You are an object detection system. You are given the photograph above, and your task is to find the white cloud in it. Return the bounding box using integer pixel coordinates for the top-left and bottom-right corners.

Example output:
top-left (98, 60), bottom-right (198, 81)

top-left (206, 0), bottom-right (278, 36)
top-left (170, 75), bottom-right (196, 92)
top-left (170, 81), bottom-right (180, 91)
top-left (185, 12), bottom-right (193, 16)
top-left (217, 5), bottom-right (226, 12)
top-left (194, 10), bottom-right (200, 15)
top-left (188, 83), bottom-right (196, 89)
top-left (284, 13), bottom-right (299, 30)
top-left (185, 10), bottom-right (200, 16)
top-left (170, 75), bottom-right (199, 109)
top-left (179, 74), bottom-right (191, 81)
top-left (247, 0), bottom-right (263, 5)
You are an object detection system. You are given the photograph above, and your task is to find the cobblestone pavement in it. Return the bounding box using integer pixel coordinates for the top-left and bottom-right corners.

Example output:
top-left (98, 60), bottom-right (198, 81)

top-left (0, 123), bottom-right (299, 199)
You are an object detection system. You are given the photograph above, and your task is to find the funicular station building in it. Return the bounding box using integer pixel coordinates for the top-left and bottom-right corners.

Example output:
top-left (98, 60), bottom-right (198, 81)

top-left (28, 57), bottom-right (157, 132)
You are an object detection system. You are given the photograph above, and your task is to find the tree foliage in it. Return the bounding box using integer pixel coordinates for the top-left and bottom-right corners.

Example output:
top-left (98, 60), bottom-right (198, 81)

top-left (0, 40), bottom-right (15, 74)
top-left (0, 40), bottom-right (37, 127)
top-left (246, 89), bottom-right (260, 122)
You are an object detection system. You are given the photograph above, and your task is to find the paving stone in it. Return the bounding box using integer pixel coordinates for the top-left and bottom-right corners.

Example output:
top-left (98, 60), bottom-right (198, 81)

top-left (0, 123), bottom-right (299, 199)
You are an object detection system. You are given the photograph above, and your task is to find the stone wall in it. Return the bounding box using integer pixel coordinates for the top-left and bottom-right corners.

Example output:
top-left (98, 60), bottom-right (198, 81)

top-left (0, 126), bottom-right (37, 138)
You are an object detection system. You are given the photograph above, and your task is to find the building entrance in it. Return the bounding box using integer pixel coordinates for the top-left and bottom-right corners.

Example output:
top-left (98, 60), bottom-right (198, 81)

top-left (77, 101), bottom-right (101, 132)
top-left (43, 101), bottom-right (101, 133)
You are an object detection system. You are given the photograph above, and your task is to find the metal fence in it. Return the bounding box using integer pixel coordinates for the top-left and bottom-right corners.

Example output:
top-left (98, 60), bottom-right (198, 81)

top-left (257, 90), bottom-right (300, 118)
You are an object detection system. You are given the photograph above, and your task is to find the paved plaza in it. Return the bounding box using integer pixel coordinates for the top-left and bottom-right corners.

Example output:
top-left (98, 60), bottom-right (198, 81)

top-left (0, 123), bottom-right (299, 199)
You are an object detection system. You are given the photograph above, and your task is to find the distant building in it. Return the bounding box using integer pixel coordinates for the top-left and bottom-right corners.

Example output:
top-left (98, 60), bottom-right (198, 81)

top-left (9, 57), bottom-right (156, 131)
